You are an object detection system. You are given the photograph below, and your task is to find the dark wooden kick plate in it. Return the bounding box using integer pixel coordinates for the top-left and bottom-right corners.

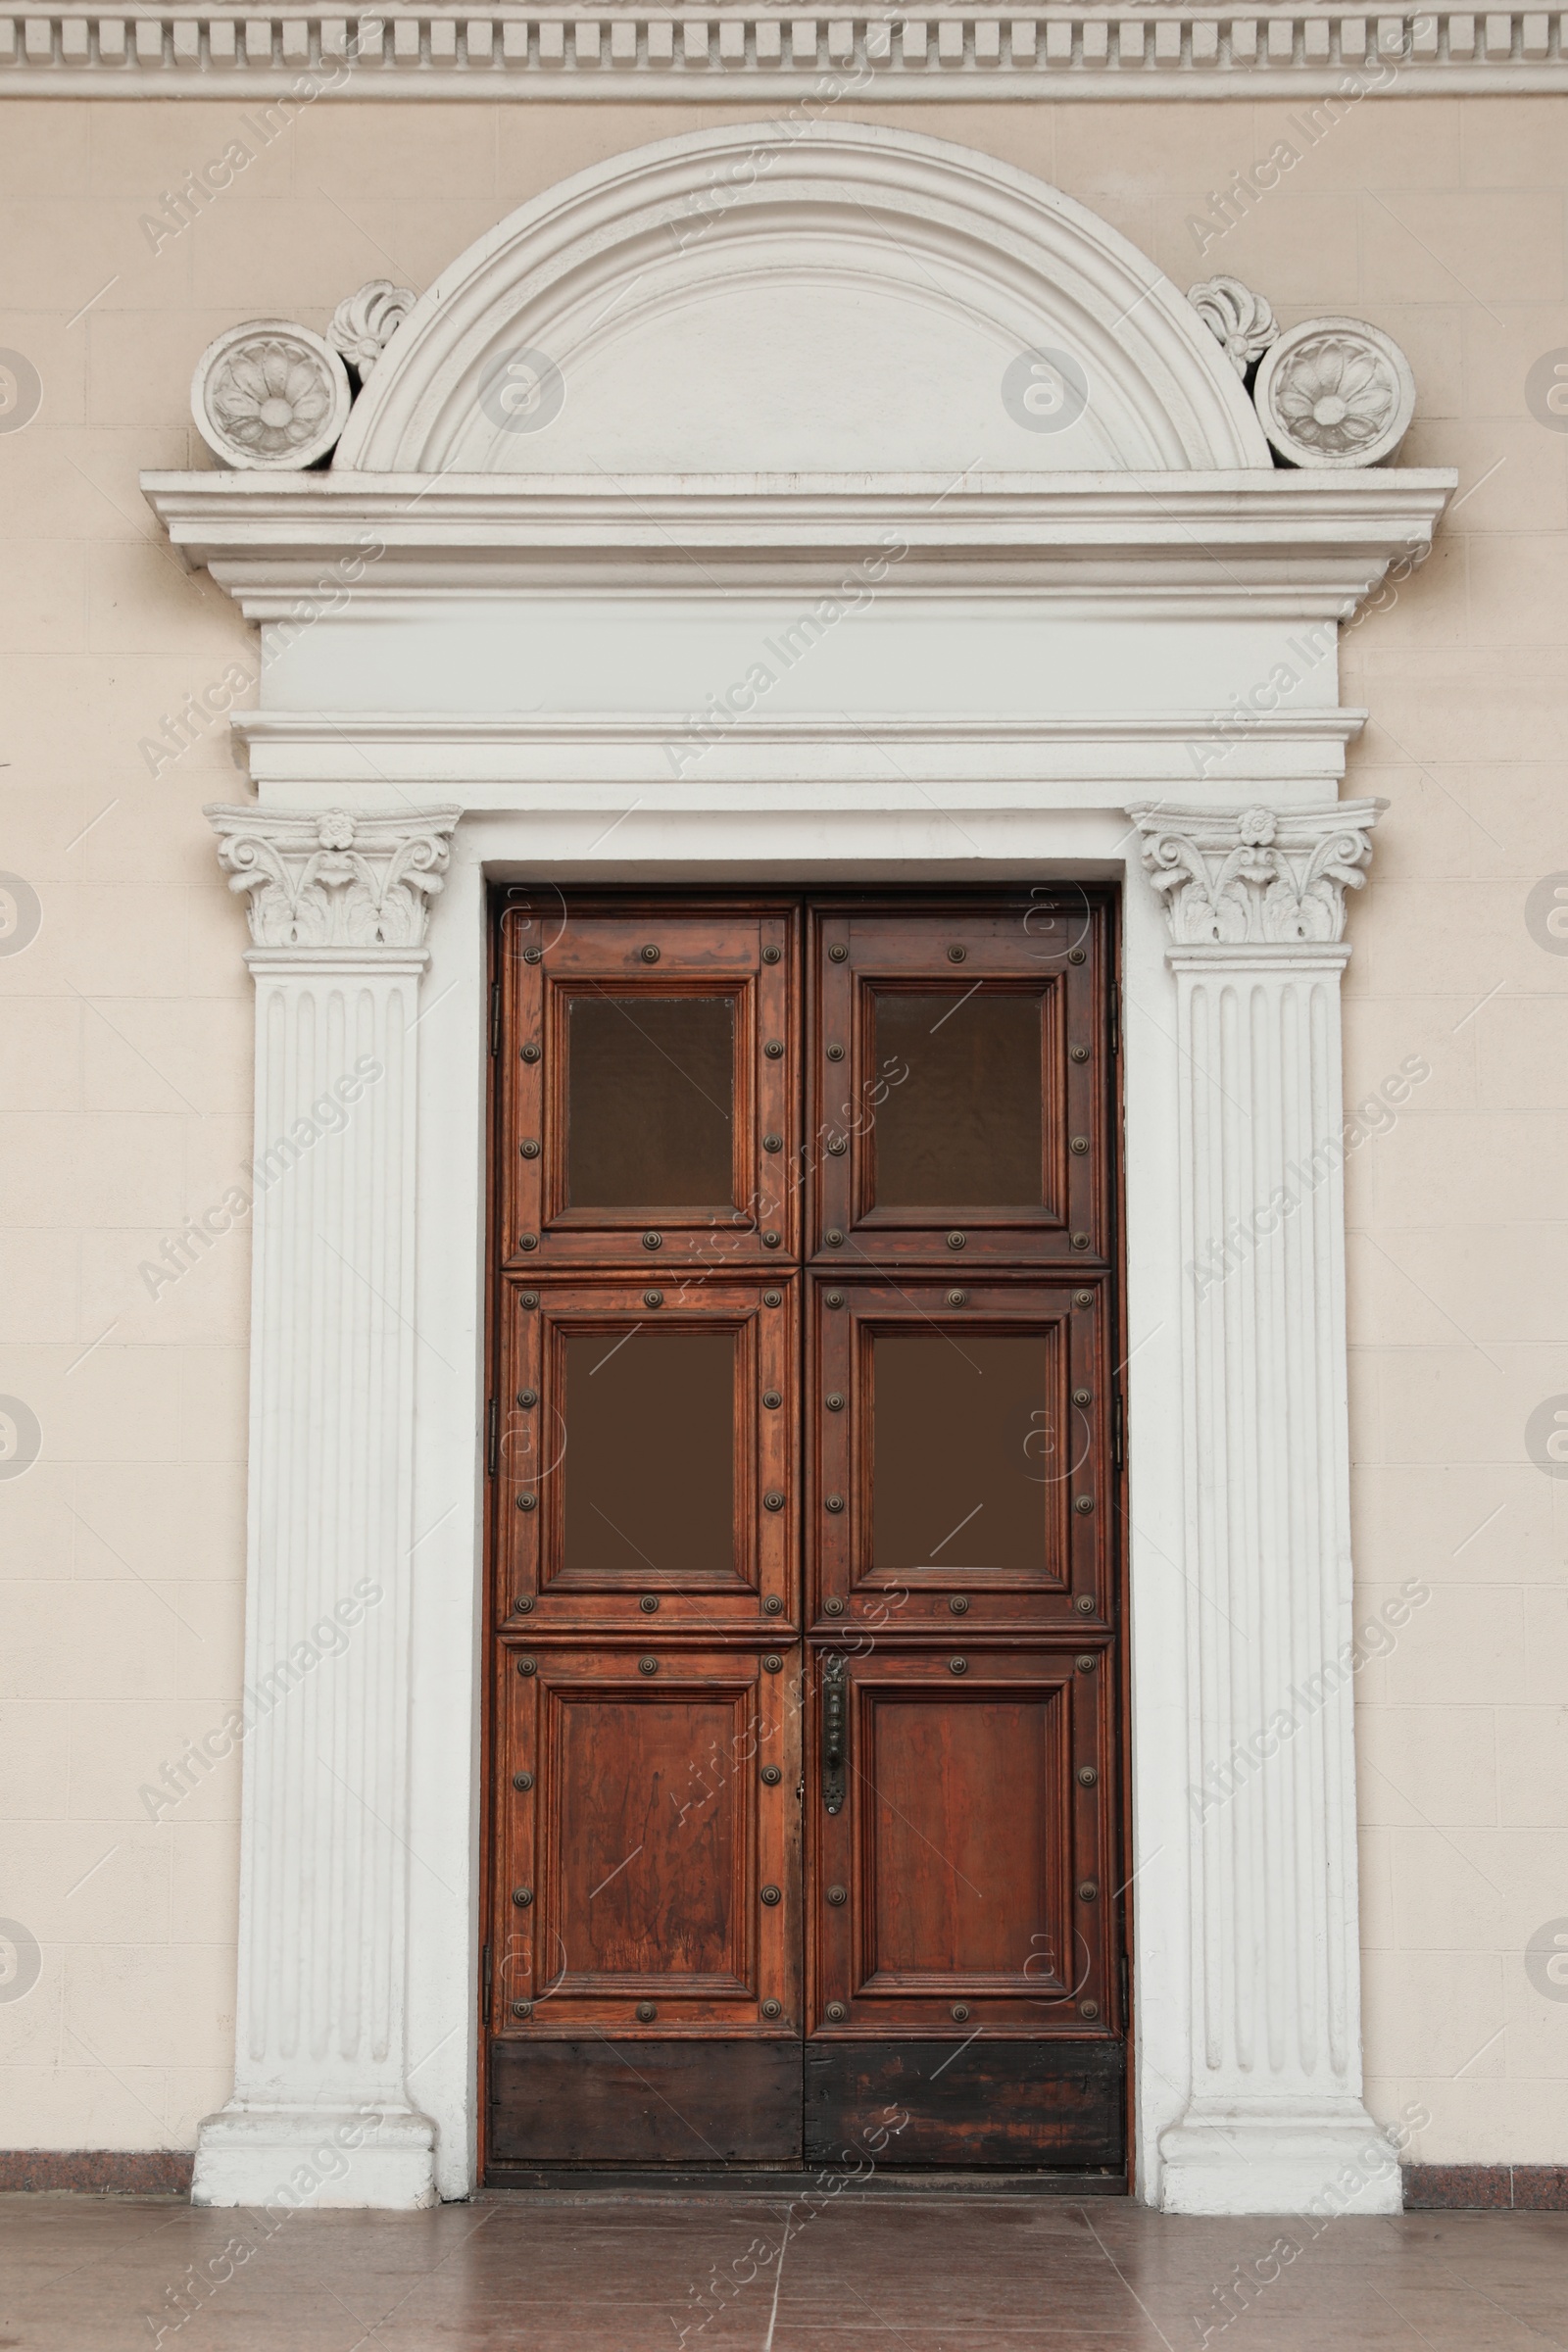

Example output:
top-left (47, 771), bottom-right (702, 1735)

top-left (805, 2039), bottom-right (1125, 2169)
top-left (490, 2039), bottom-right (803, 2165)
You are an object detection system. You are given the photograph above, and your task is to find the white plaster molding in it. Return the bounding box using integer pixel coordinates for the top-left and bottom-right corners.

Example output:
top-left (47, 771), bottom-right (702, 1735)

top-left (1188, 278), bottom-right (1280, 379)
top-left (329, 281), bottom-right (418, 380)
top-left (1254, 319), bottom-right (1417, 471)
top-left (1129, 799), bottom-right (1381, 944)
top-left (192, 801), bottom-right (463, 2212)
top-left (192, 321), bottom-right (352, 471)
top-left (8, 5), bottom-right (1568, 95)
top-left (209, 804), bottom-right (461, 946)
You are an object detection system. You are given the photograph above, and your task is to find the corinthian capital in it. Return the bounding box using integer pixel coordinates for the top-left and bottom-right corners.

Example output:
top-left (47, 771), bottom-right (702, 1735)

top-left (1130, 800), bottom-right (1383, 948)
top-left (207, 805), bottom-right (463, 950)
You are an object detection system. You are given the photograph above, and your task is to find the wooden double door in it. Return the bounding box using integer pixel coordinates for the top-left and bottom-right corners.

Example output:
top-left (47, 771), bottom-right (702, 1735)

top-left (483, 891), bottom-right (1128, 2178)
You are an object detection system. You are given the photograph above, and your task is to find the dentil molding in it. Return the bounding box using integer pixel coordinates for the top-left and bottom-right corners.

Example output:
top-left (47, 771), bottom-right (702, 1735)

top-left (5, 4), bottom-right (1568, 94)
top-left (1130, 798), bottom-right (1383, 945)
top-left (208, 804), bottom-right (462, 948)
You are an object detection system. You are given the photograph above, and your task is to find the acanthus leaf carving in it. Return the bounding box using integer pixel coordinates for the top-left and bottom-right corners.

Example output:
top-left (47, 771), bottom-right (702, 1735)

top-left (207, 805), bottom-right (463, 949)
top-left (1130, 799), bottom-right (1384, 946)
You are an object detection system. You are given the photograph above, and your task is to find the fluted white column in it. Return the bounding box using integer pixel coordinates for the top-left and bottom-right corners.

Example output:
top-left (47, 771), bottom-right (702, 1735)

top-left (193, 805), bottom-right (461, 2210)
top-left (1133, 801), bottom-right (1399, 2217)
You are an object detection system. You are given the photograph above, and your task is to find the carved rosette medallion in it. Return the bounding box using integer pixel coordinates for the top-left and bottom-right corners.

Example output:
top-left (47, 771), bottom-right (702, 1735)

top-left (1252, 317), bottom-right (1415, 469)
top-left (328, 280), bottom-right (418, 380)
top-left (1188, 275), bottom-right (1279, 377)
top-left (1130, 800), bottom-right (1383, 946)
top-left (191, 320), bottom-right (353, 470)
top-left (207, 805), bottom-right (463, 950)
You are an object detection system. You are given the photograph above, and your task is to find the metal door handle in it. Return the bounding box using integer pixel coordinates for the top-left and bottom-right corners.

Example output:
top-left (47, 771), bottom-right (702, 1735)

top-left (822, 1652), bottom-right (847, 1816)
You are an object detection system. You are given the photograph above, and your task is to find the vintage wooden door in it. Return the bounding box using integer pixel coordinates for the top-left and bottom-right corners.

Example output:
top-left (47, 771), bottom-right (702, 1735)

top-left (484, 892), bottom-right (1127, 2177)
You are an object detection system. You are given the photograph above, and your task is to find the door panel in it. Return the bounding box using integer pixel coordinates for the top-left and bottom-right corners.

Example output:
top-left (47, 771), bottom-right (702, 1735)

top-left (805, 2041), bottom-right (1125, 2169)
top-left (808, 898), bottom-right (1110, 1266)
top-left (497, 1273), bottom-right (798, 1633)
top-left (810, 1273), bottom-right (1114, 1632)
top-left (499, 896), bottom-right (800, 1270)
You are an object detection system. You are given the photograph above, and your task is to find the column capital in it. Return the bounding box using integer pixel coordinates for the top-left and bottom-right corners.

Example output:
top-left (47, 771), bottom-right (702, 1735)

top-left (207, 803), bottom-right (463, 951)
top-left (1129, 798), bottom-right (1384, 948)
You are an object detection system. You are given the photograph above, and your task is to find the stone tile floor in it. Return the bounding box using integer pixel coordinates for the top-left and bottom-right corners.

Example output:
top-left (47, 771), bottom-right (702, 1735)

top-left (2, 2190), bottom-right (1567, 2351)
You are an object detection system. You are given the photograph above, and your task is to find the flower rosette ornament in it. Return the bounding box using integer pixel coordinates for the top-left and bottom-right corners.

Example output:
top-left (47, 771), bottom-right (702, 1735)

top-left (1253, 317), bottom-right (1415, 469)
top-left (191, 320), bottom-right (352, 470)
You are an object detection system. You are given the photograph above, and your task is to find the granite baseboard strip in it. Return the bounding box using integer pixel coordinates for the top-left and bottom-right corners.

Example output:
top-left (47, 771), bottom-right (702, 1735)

top-left (0, 2151), bottom-right (195, 2195)
top-left (1404, 2166), bottom-right (1568, 2211)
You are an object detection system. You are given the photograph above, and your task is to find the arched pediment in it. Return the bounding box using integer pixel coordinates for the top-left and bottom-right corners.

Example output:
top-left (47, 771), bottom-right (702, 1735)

top-left (334, 122), bottom-right (1270, 475)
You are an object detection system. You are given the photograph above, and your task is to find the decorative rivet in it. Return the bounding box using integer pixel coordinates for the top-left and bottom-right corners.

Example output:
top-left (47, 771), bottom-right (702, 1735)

top-left (828, 944), bottom-right (849, 963)
top-left (1072, 1387), bottom-right (1091, 1407)
top-left (517, 1389), bottom-right (538, 1408)
top-left (1068, 948), bottom-right (1086, 965)
top-left (762, 1654), bottom-right (783, 1674)
top-left (512, 1999), bottom-right (532, 2018)
top-left (1070, 1233), bottom-right (1090, 1250)
top-left (761, 1997), bottom-right (783, 2019)
top-left (951, 2002), bottom-right (970, 2022)
top-left (517, 1493), bottom-right (537, 1512)
top-left (763, 1594), bottom-right (784, 1615)
top-left (1078, 1764), bottom-right (1099, 1787)
top-left (826, 1136), bottom-right (848, 1156)
top-left (824, 1230), bottom-right (845, 1249)
top-left (762, 1391), bottom-right (782, 1409)
top-left (1070, 1136), bottom-right (1090, 1156)
top-left (1075, 1595), bottom-right (1096, 1615)
top-left (644, 1289), bottom-right (663, 1308)
top-left (761, 1765), bottom-right (782, 1786)
top-left (825, 1044), bottom-right (845, 1062)
top-left (824, 1291), bottom-right (844, 1308)
top-left (763, 1133), bottom-right (783, 1153)
top-left (824, 1393), bottom-right (845, 1412)
top-left (763, 1491), bottom-right (786, 1512)
top-left (517, 1234), bottom-right (538, 1252)
top-left (947, 1232), bottom-right (966, 1251)
top-left (826, 1886), bottom-right (848, 1906)
top-left (1070, 1044), bottom-right (1089, 1063)
top-left (949, 1595), bottom-right (969, 1615)
top-left (1075, 1496), bottom-right (1094, 1515)
top-left (762, 1231), bottom-right (781, 1249)
top-left (638, 1656), bottom-right (659, 1675)
top-left (637, 2000), bottom-right (658, 2021)
top-left (764, 1039), bottom-right (785, 1059)
top-left (641, 945), bottom-right (661, 963)
top-left (822, 1598), bottom-right (847, 1620)
top-left (1075, 1653), bottom-right (1097, 1672)
top-left (521, 1292), bottom-right (539, 1309)
top-left (639, 1594), bottom-right (660, 1614)
top-left (825, 2000), bottom-right (847, 2022)
top-left (760, 1885), bottom-right (782, 1906)
top-left (1073, 1291), bottom-right (1092, 1308)
top-left (516, 1657), bottom-right (536, 1676)
top-left (761, 945), bottom-right (781, 965)
top-left (513, 1771), bottom-right (534, 1791)
top-left (513, 1595), bottom-right (534, 1614)
top-left (762, 1290), bottom-right (783, 1308)
top-left (824, 1494), bottom-right (845, 1514)
top-left (519, 1139), bottom-right (541, 1159)
top-left (513, 1886), bottom-right (533, 1907)
top-left (1079, 1881), bottom-right (1099, 1902)
top-left (642, 1231), bottom-right (662, 1250)
top-left (947, 1289), bottom-right (968, 1306)
top-left (1080, 1998), bottom-right (1101, 2019)
top-left (522, 947), bottom-right (542, 965)
top-left (949, 1656), bottom-right (968, 1675)
top-left (947, 946), bottom-right (967, 963)
top-left (520, 1044), bottom-right (541, 1063)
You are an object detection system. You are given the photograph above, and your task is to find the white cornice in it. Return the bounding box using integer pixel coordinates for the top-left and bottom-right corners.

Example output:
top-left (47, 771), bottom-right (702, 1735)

top-left (141, 468), bottom-right (1456, 620)
top-left (7, 5), bottom-right (1568, 96)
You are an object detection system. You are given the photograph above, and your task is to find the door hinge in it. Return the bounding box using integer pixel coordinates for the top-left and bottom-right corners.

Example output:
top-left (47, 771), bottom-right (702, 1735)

top-left (1112, 1388), bottom-right (1125, 1471)
top-left (1119, 1950), bottom-right (1130, 2026)
top-left (489, 980), bottom-right (501, 1057)
top-left (1109, 987), bottom-right (1120, 1057)
top-left (486, 1396), bottom-right (499, 1478)
top-left (482, 1940), bottom-right (492, 2027)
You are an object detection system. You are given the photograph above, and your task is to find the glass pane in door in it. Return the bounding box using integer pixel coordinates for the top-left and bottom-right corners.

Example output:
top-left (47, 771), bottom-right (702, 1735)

top-left (567, 995), bottom-right (735, 1208)
top-left (871, 990), bottom-right (1043, 1208)
top-left (871, 1331), bottom-right (1051, 1576)
top-left (560, 1326), bottom-right (737, 1582)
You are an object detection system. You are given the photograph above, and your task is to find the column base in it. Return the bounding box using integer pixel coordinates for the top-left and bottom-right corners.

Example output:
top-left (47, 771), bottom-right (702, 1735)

top-left (1158, 2101), bottom-right (1403, 2217)
top-left (191, 2102), bottom-right (438, 2210)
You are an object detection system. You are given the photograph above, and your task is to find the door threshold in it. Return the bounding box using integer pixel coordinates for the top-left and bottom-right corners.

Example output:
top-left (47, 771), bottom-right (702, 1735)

top-left (480, 2166), bottom-right (1127, 2197)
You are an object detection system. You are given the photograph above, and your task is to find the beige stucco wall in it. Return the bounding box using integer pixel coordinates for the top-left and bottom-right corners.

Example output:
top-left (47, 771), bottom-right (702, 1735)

top-left (1, 87), bottom-right (1565, 2167)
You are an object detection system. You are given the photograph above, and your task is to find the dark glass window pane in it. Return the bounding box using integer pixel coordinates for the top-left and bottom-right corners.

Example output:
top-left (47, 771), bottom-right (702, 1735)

top-left (561, 1328), bottom-right (736, 1582)
top-left (567, 995), bottom-right (735, 1209)
top-left (872, 1332), bottom-right (1049, 1576)
top-left (871, 990), bottom-right (1043, 1208)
